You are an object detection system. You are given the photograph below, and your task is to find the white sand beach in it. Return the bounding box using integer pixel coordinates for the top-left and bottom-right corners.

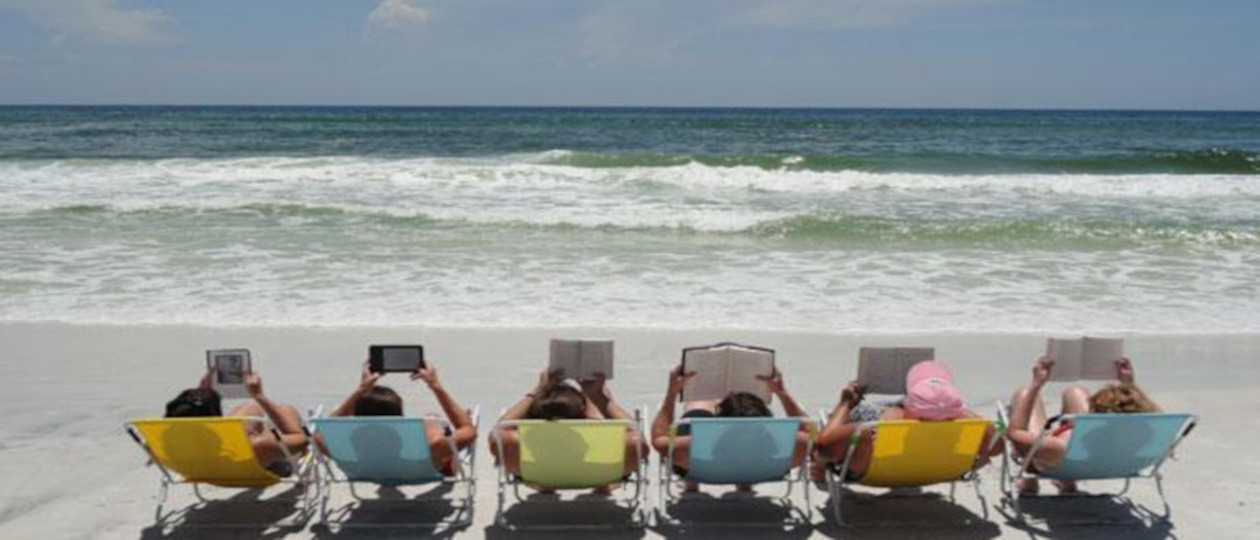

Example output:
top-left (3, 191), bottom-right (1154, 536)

top-left (1, 322), bottom-right (1257, 538)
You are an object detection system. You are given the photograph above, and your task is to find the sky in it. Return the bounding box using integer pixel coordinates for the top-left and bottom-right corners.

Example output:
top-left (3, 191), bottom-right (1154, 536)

top-left (0, 0), bottom-right (1257, 109)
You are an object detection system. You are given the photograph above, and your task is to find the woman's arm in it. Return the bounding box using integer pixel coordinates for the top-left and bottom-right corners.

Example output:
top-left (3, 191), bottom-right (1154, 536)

top-left (498, 370), bottom-right (553, 422)
top-left (331, 362), bottom-right (382, 417)
top-left (1007, 357), bottom-right (1053, 448)
top-left (651, 365), bottom-right (691, 452)
top-left (414, 365), bottom-right (476, 448)
top-left (1116, 357), bottom-right (1161, 412)
top-left (816, 381), bottom-right (865, 453)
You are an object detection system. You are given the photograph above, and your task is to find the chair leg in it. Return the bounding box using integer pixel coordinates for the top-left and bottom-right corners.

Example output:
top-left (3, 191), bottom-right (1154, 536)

top-left (827, 468), bottom-right (847, 527)
top-left (1153, 473), bottom-right (1172, 521)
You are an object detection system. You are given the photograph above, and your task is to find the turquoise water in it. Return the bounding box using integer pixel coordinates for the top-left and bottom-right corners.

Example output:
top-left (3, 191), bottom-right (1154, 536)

top-left (1, 107), bottom-right (1257, 331)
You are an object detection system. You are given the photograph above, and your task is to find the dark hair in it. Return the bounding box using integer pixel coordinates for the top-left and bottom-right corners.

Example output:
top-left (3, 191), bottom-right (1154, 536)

top-left (527, 384), bottom-right (588, 420)
top-left (354, 386), bottom-right (404, 416)
top-left (165, 388), bottom-right (223, 418)
top-left (717, 391), bottom-right (772, 418)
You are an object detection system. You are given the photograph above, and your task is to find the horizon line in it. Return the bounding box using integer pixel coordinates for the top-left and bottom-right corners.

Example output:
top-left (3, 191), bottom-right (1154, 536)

top-left (1, 103), bottom-right (1258, 114)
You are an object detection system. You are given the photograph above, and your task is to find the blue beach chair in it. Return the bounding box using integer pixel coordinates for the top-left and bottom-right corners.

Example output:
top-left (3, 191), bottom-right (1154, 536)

top-left (657, 417), bottom-right (813, 526)
top-left (998, 410), bottom-right (1196, 523)
top-left (311, 409), bottom-right (478, 528)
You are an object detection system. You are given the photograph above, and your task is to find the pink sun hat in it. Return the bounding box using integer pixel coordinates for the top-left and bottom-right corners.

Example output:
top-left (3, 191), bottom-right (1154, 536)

top-left (904, 360), bottom-right (966, 421)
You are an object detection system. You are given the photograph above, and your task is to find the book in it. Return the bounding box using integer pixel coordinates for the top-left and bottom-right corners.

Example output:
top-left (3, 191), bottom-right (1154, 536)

top-left (856, 347), bottom-right (936, 395)
top-left (548, 339), bottom-right (614, 381)
top-left (1045, 336), bottom-right (1124, 381)
top-left (680, 342), bottom-right (775, 403)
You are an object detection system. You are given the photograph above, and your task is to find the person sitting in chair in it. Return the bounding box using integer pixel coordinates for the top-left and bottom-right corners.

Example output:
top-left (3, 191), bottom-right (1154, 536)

top-left (490, 370), bottom-right (645, 484)
top-left (1006, 356), bottom-right (1159, 494)
top-left (650, 364), bottom-right (814, 492)
top-left (321, 361), bottom-right (477, 476)
top-left (814, 360), bottom-right (1002, 482)
top-left (164, 369), bottom-right (308, 476)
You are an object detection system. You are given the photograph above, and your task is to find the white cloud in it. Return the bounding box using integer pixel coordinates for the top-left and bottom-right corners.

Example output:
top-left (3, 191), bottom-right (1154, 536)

top-left (0, 0), bottom-right (172, 43)
top-left (367, 0), bottom-right (429, 30)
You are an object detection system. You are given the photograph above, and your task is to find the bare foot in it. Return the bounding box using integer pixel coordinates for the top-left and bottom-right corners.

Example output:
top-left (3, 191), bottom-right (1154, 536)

top-left (1016, 478), bottom-right (1039, 495)
top-left (1053, 480), bottom-right (1078, 494)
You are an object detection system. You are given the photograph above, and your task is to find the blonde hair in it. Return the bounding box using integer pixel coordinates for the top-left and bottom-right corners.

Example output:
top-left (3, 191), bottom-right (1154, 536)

top-left (1089, 383), bottom-right (1157, 414)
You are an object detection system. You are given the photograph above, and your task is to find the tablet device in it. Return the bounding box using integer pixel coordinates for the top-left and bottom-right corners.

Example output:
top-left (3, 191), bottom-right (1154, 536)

top-left (206, 349), bottom-right (252, 399)
top-left (369, 345), bottom-right (426, 374)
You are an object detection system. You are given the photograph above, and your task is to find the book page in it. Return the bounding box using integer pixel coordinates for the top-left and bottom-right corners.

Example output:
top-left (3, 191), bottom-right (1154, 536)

top-left (681, 346), bottom-right (730, 402)
top-left (1045, 338), bottom-right (1084, 381)
top-left (578, 339), bottom-right (614, 380)
top-left (548, 339), bottom-right (582, 380)
top-left (725, 345), bottom-right (775, 403)
top-left (1080, 337), bottom-right (1124, 380)
top-left (857, 347), bottom-right (933, 394)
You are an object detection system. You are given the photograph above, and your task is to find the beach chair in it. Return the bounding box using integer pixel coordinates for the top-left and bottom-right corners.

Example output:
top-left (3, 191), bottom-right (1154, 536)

top-left (310, 408), bottom-right (479, 528)
top-left (125, 416), bottom-right (317, 528)
top-left (818, 411), bottom-right (997, 526)
top-left (657, 417), bottom-right (814, 527)
top-left (491, 413), bottom-right (648, 530)
top-left (997, 410), bottom-right (1197, 523)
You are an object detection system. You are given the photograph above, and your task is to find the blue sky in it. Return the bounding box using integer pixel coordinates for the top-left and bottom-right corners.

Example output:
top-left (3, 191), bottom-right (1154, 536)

top-left (0, 0), bottom-right (1257, 109)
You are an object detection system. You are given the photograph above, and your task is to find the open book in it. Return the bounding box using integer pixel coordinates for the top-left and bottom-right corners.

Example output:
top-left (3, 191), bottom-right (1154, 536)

top-left (548, 339), bottom-right (614, 381)
top-left (680, 342), bottom-right (775, 403)
top-left (857, 347), bottom-right (936, 395)
top-left (1045, 337), bottom-right (1124, 381)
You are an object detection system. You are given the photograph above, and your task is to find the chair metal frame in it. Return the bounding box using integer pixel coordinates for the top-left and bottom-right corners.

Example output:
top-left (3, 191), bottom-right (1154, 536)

top-left (125, 415), bottom-right (320, 529)
top-left (310, 407), bottom-right (480, 529)
top-left (490, 408), bottom-right (649, 530)
top-left (818, 408), bottom-right (1000, 527)
top-left (996, 407), bottom-right (1197, 524)
top-left (656, 415), bottom-right (815, 528)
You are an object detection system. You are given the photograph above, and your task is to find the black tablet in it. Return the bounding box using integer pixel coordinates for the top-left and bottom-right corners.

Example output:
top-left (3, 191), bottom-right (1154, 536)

top-left (369, 345), bottom-right (425, 374)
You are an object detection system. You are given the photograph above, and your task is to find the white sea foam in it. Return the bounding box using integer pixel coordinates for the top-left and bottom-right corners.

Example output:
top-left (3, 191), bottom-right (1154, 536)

top-left (1, 156), bottom-right (1257, 332)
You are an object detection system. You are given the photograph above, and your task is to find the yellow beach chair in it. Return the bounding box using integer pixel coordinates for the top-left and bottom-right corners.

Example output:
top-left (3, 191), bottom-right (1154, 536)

top-left (126, 417), bottom-right (316, 528)
top-left (818, 412), bottom-right (997, 526)
top-left (491, 415), bottom-right (648, 529)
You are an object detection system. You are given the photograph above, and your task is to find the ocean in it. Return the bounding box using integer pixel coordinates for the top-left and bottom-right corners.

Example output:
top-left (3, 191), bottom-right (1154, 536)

top-left (1, 106), bottom-right (1257, 332)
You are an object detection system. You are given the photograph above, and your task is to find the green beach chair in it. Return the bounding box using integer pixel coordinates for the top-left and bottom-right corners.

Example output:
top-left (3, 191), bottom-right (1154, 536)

top-left (310, 407), bottom-right (479, 529)
top-left (997, 408), bottom-right (1197, 523)
top-left (491, 414), bottom-right (648, 530)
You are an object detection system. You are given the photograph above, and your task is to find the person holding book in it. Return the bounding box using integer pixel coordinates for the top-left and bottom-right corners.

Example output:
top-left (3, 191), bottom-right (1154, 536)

top-left (1006, 356), bottom-right (1159, 494)
top-left (164, 369), bottom-right (309, 477)
top-left (490, 370), bottom-right (645, 483)
top-left (319, 361), bottom-right (476, 476)
top-left (814, 360), bottom-right (1001, 482)
top-left (651, 364), bottom-right (814, 491)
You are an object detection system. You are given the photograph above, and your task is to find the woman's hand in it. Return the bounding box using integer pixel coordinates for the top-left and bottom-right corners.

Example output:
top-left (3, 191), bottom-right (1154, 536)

top-left (412, 364), bottom-right (442, 390)
top-left (357, 360), bottom-right (382, 393)
top-left (1115, 357), bottom-right (1136, 384)
top-left (839, 380), bottom-right (866, 406)
top-left (758, 368), bottom-right (788, 397)
top-left (245, 372), bottom-right (265, 400)
top-left (1032, 356), bottom-right (1054, 387)
top-left (531, 369), bottom-right (557, 396)
top-left (666, 364), bottom-right (695, 398)
top-left (580, 372), bottom-right (611, 401)
top-left (199, 368), bottom-right (215, 391)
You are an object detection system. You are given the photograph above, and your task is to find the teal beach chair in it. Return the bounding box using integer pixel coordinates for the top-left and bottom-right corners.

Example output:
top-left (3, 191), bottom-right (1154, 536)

top-left (998, 410), bottom-right (1196, 523)
top-left (657, 417), bottom-right (813, 526)
top-left (311, 409), bottom-right (478, 528)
